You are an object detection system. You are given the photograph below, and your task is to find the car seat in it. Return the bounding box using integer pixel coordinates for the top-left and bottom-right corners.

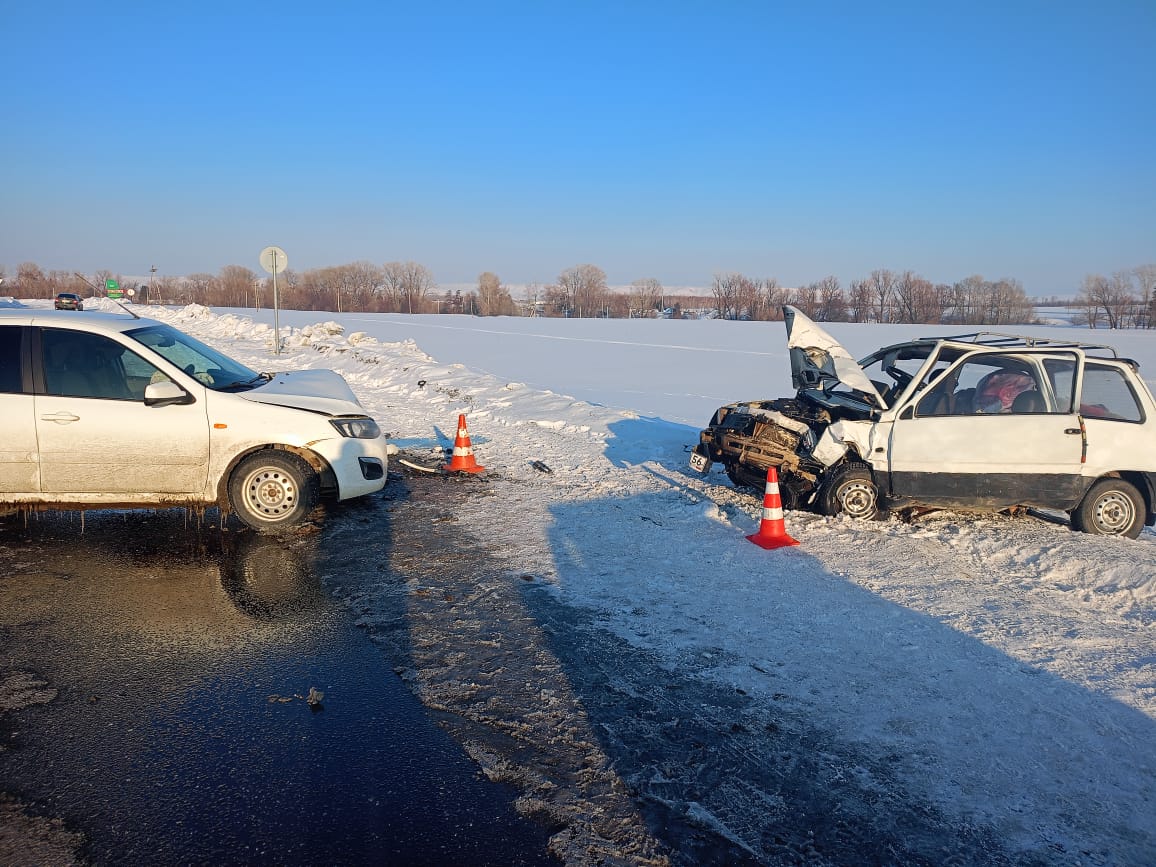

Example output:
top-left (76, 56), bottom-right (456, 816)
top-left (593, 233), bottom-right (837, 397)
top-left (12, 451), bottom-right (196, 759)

top-left (1011, 390), bottom-right (1045, 413)
top-left (952, 387), bottom-right (976, 414)
top-left (44, 340), bottom-right (96, 396)
top-left (87, 346), bottom-right (130, 399)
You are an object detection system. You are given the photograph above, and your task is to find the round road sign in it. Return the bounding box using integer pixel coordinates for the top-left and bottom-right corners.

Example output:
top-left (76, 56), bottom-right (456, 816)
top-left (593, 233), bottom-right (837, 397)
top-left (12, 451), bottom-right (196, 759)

top-left (259, 246), bottom-right (288, 275)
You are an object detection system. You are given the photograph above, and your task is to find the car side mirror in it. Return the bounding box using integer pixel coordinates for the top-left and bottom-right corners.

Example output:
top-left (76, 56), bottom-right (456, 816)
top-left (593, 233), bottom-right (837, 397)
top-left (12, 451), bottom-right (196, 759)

top-left (144, 380), bottom-right (193, 407)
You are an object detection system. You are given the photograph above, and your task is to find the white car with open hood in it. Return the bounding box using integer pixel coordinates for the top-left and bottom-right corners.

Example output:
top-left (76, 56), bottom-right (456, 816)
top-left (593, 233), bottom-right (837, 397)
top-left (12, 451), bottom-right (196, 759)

top-left (691, 306), bottom-right (1156, 538)
top-left (0, 309), bottom-right (392, 532)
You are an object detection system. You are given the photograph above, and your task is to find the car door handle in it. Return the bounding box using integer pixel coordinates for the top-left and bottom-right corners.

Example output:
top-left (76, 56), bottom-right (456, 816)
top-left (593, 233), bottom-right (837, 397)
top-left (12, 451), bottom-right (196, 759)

top-left (1064, 428), bottom-right (1082, 435)
top-left (40, 412), bottom-right (81, 424)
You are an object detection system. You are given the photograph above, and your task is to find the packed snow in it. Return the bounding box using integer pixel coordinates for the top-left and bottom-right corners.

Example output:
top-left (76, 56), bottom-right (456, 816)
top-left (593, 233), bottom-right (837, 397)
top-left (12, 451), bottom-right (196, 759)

top-left (21, 299), bottom-right (1156, 863)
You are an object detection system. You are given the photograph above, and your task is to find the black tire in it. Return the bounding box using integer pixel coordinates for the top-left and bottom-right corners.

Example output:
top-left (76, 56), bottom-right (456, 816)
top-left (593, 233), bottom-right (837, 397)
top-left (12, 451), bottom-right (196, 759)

top-left (1070, 478), bottom-right (1145, 539)
top-left (726, 462), bottom-right (767, 491)
top-left (820, 463), bottom-right (879, 520)
top-left (228, 451), bottom-right (319, 533)
top-left (728, 463), bottom-right (804, 510)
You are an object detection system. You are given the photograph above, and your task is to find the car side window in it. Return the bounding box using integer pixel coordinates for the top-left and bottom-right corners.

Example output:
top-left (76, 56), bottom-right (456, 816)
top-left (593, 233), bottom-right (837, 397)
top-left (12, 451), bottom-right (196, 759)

top-left (0, 325), bottom-right (23, 394)
top-left (41, 329), bottom-right (157, 401)
top-left (1080, 363), bottom-right (1143, 422)
top-left (916, 354), bottom-right (1046, 416)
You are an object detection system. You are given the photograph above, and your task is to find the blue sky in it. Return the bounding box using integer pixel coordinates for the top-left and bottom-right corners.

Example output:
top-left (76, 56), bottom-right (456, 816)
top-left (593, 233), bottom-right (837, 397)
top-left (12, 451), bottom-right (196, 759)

top-left (2, 1), bottom-right (1153, 295)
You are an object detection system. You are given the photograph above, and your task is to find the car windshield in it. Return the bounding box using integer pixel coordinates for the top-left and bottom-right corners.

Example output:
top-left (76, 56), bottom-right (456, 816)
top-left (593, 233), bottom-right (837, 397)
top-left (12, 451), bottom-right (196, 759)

top-left (125, 323), bottom-right (265, 391)
top-left (855, 344), bottom-right (940, 407)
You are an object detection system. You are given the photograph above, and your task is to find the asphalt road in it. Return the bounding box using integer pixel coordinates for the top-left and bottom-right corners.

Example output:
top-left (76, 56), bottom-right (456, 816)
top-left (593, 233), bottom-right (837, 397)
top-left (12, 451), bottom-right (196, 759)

top-left (0, 505), bottom-right (555, 866)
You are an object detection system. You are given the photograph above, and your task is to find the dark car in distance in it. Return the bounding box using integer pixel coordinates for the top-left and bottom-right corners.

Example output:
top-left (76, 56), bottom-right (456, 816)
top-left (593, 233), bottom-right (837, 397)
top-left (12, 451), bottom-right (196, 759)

top-left (54, 293), bottom-right (84, 311)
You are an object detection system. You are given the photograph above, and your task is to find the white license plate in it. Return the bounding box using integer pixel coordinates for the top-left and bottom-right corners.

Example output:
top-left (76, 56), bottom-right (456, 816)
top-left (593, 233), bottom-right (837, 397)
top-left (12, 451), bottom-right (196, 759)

top-left (689, 451), bottom-right (710, 473)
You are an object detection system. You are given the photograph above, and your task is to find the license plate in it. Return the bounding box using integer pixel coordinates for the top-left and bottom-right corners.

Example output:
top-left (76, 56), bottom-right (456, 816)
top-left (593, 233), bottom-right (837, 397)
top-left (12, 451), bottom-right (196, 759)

top-left (689, 451), bottom-right (710, 473)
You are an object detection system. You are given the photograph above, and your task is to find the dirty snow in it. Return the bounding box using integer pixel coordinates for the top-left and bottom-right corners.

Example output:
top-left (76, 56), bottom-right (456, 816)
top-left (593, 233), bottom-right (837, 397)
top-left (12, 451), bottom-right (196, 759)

top-left (49, 300), bottom-right (1156, 862)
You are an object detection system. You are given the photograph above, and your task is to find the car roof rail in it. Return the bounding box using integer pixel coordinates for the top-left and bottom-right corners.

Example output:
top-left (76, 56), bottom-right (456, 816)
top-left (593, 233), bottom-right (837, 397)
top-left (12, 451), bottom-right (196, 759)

top-left (926, 331), bottom-right (1120, 358)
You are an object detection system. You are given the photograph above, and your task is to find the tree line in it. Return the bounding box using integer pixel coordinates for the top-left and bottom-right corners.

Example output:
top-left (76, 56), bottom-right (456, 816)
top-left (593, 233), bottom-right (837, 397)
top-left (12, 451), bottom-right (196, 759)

top-left (5, 260), bottom-right (1154, 327)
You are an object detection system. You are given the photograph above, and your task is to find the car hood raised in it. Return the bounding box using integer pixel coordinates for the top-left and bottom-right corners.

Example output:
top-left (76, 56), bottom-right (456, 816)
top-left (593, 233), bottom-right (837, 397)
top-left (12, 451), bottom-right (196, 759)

top-left (241, 369), bottom-right (366, 416)
top-left (784, 306), bottom-right (883, 404)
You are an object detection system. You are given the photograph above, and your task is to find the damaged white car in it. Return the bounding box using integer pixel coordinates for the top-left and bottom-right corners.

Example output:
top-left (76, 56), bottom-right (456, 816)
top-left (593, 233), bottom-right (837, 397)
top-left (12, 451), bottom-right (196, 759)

top-left (691, 306), bottom-right (1156, 538)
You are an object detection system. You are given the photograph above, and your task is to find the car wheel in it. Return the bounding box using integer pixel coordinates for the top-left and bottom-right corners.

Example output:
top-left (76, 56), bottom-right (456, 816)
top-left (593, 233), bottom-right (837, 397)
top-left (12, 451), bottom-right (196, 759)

top-left (228, 451), bottom-right (319, 533)
top-left (820, 463), bottom-right (879, 520)
top-left (1071, 478), bottom-right (1144, 539)
top-left (726, 463), bottom-right (766, 491)
top-left (729, 463), bottom-right (802, 509)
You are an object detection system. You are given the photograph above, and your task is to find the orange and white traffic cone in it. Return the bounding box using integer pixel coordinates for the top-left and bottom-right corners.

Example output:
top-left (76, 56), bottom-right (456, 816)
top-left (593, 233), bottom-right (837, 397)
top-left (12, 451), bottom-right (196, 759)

top-left (443, 413), bottom-right (485, 474)
top-left (746, 467), bottom-right (799, 549)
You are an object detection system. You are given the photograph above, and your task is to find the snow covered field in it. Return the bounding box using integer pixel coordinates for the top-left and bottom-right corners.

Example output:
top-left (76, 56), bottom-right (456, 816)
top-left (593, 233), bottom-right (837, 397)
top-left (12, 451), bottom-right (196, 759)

top-left (19, 299), bottom-right (1156, 863)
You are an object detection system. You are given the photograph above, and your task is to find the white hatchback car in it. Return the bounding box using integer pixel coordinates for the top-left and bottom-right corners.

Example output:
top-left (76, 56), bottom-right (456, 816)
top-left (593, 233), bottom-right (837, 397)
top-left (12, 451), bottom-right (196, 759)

top-left (694, 307), bottom-right (1156, 538)
top-left (0, 308), bottom-right (392, 531)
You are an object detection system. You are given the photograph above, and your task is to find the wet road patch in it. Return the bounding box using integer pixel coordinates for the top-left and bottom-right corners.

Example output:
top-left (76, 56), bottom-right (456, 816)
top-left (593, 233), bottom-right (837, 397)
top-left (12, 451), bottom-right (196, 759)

top-left (0, 510), bottom-right (554, 865)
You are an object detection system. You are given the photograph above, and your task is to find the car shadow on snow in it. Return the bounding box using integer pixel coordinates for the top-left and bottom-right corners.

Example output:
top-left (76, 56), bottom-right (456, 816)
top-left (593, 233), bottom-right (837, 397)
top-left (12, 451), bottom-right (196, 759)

top-left (527, 487), bottom-right (1156, 866)
top-left (603, 416), bottom-right (702, 470)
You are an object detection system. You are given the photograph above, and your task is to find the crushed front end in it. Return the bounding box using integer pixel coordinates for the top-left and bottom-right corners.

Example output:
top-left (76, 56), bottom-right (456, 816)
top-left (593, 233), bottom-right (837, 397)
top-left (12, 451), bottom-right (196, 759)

top-left (692, 397), bottom-right (831, 508)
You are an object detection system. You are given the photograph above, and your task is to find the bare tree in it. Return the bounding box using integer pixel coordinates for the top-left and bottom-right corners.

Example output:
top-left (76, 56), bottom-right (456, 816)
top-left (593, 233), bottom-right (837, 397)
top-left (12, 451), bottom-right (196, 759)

top-left (987, 278), bottom-right (1033, 325)
top-left (629, 277), bottom-right (663, 317)
top-left (522, 283), bottom-right (543, 316)
top-left (1133, 264), bottom-right (1156, 328)
top-left (558, 264), bottom-right (607, 317)
top-left (793, 282), bottom-right (821, 319)
top-left (867, 269), bottom-right (897, 323)
top-left (542, 284), bottom-right (569, 316)
top-left (948, 275), bottom-right (986, 323)
top-left (750, 278), bottom-right (785, 321)
top-left (183, 273), bottom-right (217, 304)
top-left (338, 261), bottom-right (385, 311)
top-left (1078, 272), bottom-right (1135, 329)
top-left (216, 265), bottom-right (258, 307)
top-left (16, 262), bottom-right (51, 297)
top-left (848, 279), bottom-right (872, 323)
top-left (735, 275), bottom-right (769, 320)
top-left (477, 271), bottom-right (514, 316)
top-left (382, 261), bottom-right (434, 314)
top-left (893, 271), bottom-right (945, 324)
top-left (710, 273), bottom-right (739, 320)
top-left (815, 276), bottom-right (846, 322)
top-left (152, 275), bottom-right (180, 305)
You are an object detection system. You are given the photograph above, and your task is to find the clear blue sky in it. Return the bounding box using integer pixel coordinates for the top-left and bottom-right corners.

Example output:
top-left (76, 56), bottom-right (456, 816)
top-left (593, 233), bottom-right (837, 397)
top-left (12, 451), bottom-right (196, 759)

top-left (2, 1), bottom-right (1153, 295)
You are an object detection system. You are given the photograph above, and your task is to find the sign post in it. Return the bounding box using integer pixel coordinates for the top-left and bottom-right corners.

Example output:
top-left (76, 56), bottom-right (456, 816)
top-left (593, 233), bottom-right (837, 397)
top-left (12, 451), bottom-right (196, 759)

top-left (258, 246), bottom-right (288, 355)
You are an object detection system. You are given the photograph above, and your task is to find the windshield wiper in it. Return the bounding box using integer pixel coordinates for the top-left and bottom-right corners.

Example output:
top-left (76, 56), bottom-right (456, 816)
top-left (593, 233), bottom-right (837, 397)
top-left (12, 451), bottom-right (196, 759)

top-left (217, 373), bottom-right (272, 391)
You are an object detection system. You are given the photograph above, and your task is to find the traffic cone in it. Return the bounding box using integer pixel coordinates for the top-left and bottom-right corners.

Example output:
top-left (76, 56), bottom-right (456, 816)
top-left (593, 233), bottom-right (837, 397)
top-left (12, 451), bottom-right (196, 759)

top-left (746, 467), bottom-right (799, 549)
top-left (443, 413), bottom-right (485, 473)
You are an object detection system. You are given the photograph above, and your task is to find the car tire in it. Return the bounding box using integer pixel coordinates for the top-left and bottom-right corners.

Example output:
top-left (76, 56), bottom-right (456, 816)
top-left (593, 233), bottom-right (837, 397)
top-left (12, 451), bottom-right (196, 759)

top-left (727, 464), bottom-right (803, 510)
top-left (820, 463), bottom-right (879, 520)
top-left (1070, 478), bottom-right (1145, 539)
top-left (726, 463), bottom-right (766, 491)
top-left (228, 451), bottom-right (319, 533)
